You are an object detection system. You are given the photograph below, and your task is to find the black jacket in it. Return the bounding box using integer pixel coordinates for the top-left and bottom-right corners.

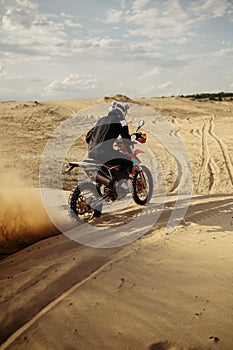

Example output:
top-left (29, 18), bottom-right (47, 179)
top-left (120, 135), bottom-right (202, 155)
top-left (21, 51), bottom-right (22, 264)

top-left (86, 111), bottom-right (131, 158)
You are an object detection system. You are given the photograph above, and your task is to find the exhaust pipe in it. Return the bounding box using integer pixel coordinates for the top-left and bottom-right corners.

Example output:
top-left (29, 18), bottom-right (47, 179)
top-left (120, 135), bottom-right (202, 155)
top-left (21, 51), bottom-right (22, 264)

top-left (95, 173), bottom-right (111, 186)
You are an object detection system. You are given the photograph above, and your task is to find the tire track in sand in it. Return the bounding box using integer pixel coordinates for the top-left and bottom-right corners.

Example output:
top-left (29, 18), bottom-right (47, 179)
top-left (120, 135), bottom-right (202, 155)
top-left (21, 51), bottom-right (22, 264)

top-left (196, 120), bottom-right (211, 192)
top-left (197, 119), bottom-right (221, 193)
top-left (209, 115), bottom-right (233, 186)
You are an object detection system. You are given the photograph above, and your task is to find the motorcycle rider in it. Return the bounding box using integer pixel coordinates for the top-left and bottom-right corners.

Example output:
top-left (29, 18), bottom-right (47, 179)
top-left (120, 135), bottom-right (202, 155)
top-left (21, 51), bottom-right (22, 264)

top-left (85, 101), bottom-right (134, 195)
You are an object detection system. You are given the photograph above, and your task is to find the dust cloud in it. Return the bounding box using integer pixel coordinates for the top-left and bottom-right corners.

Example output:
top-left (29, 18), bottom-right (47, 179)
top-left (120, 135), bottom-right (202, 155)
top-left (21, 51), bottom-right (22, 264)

top-left (0, 173), bottom-right (59, 255)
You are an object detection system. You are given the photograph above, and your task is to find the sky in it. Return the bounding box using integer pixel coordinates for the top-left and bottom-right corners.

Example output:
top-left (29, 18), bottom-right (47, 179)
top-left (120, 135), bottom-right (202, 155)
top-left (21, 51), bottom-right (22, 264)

top-left (0, 0), bottom-right (233, 101)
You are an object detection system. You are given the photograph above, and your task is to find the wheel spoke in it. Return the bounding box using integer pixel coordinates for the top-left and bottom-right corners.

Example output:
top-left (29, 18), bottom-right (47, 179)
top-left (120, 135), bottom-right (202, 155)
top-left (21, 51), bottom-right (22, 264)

top-left (69, 182), bottom-right (102, 222)
top-left (132, 166), bottom-right (153, 205)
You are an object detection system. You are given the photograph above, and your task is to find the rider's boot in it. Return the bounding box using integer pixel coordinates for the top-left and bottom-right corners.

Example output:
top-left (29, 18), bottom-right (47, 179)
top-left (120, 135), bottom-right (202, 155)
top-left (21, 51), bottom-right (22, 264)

top-left (93, 209), bottom-right (102, 218)
top-left (115, 179), bottom-right (131, 198)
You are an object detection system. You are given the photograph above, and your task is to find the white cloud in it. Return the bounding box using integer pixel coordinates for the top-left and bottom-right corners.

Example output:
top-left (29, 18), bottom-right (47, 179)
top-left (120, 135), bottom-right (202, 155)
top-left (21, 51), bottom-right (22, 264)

top-left (118, 0), bottom-right (127, 9)
top-left (2, 8), bottom-right (34, 29)
top-left (43, 74), bottom-right (100, 97)
top-left (101, 0), bottom-right (149, 24)
top-left (0, 1), bottom-right (68, 60)
top-left (97, 38), bottom-right (120, 48)
top-left (16, 0), bottom-right (38, 9)
top-left (138, 67), bottom-right (160, 80)
top-left (100, 0), bottom-right (233, 41)
top-left (158, 80), bottom-right (172, 90)
top-left (188, 0), bottom-right (229, 19)
top-left (121, 41), bottom-right (163, 62)
top-left (132, 0), bottom-right (150, 11)
top-left (125, 0), bottom-right (232, 40)
top-left (63, 74), bottom-right (99, 89)
top-left (64, 19), bottom-right (82, 28)
top-left (170, 37), bottom-right (193, 44)
top-left (1, 0), bottom-right (230, 66)
top-left (71, 37), bottom-right (120, 53)
top-left (214, 47), bottom-right (233, 57)
top-left (0, 87), bottom-right (12, 93)
top-left (126, 7), bottom-right (159, 28)
top-left (60, 12), bottom-right (74, 19)
top-left (0, 0), bottom-right (232, 101)
top-left (0, 65), bottom-right (7, 78)
top-left (0, 65), bottom-right (19, 80)
top-left (60, 12), bottom-right (82, 28)
top-left (227, 3), bottom-right (233, 21)
top-left (126, 0), bottom-right (188, 39)
top-left (102, 8), bottom-right (123, 24)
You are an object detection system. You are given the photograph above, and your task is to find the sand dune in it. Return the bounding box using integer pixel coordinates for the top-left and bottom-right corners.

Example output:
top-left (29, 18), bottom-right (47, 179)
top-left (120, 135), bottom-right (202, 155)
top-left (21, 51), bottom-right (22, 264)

top-left (0, 96), bottom-right (232, 349)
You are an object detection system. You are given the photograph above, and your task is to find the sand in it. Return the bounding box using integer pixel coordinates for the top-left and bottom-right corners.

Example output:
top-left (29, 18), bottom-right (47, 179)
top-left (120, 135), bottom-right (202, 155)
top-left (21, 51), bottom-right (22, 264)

top-left (0, 95), bottom-right (232, 349)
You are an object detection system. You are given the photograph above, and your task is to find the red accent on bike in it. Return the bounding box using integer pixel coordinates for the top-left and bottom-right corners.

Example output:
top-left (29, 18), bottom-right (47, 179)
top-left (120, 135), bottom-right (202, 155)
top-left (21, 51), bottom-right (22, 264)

top-left (138, 182), bottom-right (146, 190)
top-left (137, 133), bottom-right (147, 143)
top-left (131, 168), bottom-right (136, 175)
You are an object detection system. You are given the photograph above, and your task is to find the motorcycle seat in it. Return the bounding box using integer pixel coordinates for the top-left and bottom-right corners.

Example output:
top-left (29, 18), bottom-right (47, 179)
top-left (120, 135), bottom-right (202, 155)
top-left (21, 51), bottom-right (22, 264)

top-left (82, 159), bottom-right (120, 172)
top-left (81, 159), bottom-right (104, 168)
top-left (82, 158), bottom-right (98, 164)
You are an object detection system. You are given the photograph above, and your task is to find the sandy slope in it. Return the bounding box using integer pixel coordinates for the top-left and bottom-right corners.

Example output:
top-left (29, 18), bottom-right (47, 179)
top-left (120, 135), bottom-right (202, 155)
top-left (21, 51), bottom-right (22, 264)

top-left (0, 197), bottom-right (232, 350)
top-left (0, 96), bottom-right (233, 349)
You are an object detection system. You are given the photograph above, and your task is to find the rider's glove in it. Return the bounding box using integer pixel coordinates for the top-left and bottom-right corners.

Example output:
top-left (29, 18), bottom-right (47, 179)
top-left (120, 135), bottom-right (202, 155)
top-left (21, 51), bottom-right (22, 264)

top-left (131, 132), bottom-right (142, 141)
top-left (131, 134), bottom-right (137, 141)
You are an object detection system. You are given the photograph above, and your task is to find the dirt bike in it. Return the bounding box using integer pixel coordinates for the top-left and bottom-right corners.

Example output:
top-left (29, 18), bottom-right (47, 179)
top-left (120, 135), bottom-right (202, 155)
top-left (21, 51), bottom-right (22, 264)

top-left (65, 120), bottom-right (153, 222)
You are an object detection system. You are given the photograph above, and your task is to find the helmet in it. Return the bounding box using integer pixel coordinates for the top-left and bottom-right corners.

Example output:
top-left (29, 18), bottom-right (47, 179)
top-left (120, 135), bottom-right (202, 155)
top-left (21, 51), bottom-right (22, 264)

top-left (108, 101), bottom-right (130, 118)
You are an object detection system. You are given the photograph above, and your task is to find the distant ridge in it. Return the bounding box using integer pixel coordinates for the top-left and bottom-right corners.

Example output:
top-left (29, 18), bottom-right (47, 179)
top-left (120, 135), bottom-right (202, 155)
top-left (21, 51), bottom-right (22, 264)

top-left (179, 92), bottom-right (233, 101)
top-left (103, 94), bottom-right (136, 103)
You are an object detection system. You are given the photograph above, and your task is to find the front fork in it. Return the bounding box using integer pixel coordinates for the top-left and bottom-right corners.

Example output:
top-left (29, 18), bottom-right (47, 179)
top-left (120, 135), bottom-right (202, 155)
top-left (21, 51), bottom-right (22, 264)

top-left (131, 162), bottom-right (141, 175)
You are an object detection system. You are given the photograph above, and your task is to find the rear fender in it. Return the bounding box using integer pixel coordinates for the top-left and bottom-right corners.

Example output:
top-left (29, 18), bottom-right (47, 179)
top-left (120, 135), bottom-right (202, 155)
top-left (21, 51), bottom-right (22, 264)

top-left (65, 162), bottom-right (79, 173)
top-left (65, 161), bottom-right (103, 172)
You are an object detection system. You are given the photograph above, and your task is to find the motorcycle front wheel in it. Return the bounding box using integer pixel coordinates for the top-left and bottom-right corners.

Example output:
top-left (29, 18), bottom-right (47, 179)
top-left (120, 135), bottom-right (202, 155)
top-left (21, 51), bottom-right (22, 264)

top-left (69, 182), bottom-right (102, 222)
top-left (132, 165), bottom-right (153, 205)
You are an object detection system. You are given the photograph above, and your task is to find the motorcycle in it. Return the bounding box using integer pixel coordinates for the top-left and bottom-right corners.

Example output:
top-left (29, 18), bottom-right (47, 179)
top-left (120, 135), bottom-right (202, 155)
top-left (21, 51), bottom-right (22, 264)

top-left (65, 120), bottom-right (153, 222)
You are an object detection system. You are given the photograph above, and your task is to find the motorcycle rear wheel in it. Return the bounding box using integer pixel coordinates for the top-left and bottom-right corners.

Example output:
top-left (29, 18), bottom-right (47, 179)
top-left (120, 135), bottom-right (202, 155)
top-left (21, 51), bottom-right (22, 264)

top-left (132, 165), bottom-right (153, 205)
top-left (69, 182), bottom-right (102, 222)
